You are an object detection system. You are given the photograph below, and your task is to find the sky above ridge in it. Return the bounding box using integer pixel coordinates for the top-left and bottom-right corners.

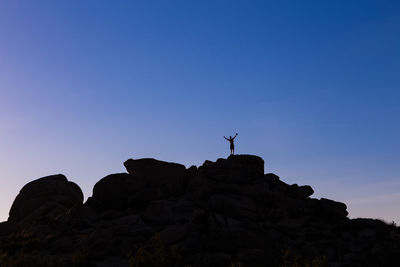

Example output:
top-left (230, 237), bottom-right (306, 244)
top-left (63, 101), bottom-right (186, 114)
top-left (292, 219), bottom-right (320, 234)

top-left (0, 1), bottom-right (399, 223)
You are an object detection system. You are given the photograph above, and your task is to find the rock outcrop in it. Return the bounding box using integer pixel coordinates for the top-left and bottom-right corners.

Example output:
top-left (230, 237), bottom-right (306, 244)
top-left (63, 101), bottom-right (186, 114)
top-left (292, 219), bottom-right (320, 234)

top-left (8, 174), bottom-right (83, 225)
top-left (124, 158), bottom-right (186, 198)
top-left (0, 155), bottom-right (399, 267)
top-left (89, 173), bottom-right (139, 212)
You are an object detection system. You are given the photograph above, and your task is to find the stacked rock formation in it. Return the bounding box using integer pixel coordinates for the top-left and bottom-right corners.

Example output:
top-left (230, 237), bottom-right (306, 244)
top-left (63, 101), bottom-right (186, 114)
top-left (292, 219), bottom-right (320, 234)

top-left (0, 155), bottom-right (399, 267)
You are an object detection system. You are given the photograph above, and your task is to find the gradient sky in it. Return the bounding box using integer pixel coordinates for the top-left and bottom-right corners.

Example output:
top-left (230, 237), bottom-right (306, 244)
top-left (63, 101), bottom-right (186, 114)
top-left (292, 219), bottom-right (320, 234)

top-left (0, 1), bottom-right (399, 223)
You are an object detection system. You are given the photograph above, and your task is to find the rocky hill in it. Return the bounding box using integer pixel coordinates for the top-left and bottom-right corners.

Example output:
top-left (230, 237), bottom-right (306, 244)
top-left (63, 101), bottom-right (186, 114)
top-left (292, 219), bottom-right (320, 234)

top-left (0, 155), bottom-right (399, 266)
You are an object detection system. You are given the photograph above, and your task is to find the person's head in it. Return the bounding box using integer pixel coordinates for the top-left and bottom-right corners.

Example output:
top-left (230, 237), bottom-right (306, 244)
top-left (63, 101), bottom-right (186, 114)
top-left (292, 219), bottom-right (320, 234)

top-left (229, 136), bottom-right (232, 139)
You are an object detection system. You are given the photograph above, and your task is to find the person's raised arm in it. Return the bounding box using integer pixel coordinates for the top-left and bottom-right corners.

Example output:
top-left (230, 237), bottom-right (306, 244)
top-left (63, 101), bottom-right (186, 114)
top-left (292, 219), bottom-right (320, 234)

top-left (233, 133), bottom-right (238, 139)
top-left (224, 136), bottom-right (229, 141)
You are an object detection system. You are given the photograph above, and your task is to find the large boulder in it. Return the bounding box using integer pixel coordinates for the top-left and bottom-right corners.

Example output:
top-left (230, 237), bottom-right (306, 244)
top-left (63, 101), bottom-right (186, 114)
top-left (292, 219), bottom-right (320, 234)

top-left (90, 173), bottom-right (141, 212)
top-left (227, 154), bottom-right (265, 175)
top-left (308, 198), bottom-right (349, 221)
top-left (319, 198), bottom-right (348, 219)
top-left (289, 184), bottom-right (314, 199)
top-left (8, 174), bottom-right (83, 224)
top-left (124, 158), bottom-right (186, 198)
top-left (197, 155), bottom-right (264, 184)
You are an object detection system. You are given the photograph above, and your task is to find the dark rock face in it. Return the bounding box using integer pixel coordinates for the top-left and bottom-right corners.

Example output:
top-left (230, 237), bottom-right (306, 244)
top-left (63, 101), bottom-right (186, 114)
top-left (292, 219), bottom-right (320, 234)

top-left (197, 155), bottom-right (264, 184)
top-left (0, 221), bottom-right (17, 236)
top-left (90, 173), bottom-right (140, 212)
top-left (227, 154), bottom-right (264, 176)
top-left (124, 158), bottom-right (186, 198)
top-left (8, 174), bottom-right (83, 225)
top-left (319, 197), bottom-right (349, 219)
top-left (289, 184), bottom-right (314, 199)
top-left (0, 155), bottom-right (399, 267)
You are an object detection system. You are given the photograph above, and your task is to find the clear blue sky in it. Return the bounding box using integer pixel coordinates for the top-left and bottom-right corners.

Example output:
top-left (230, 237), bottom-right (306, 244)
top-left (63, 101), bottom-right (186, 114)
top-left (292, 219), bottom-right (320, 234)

top-left (0, 1), bottom-right (399, 223)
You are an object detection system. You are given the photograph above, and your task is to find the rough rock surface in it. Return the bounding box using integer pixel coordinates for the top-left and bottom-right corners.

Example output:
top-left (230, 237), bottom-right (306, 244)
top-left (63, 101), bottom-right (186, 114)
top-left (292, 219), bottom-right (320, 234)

top-left (8, 174), bottom-right (83, 225)
top-left (0, 155), bottom-right (399, 267)
top-left (124, 158), bottom-right (186, 199)
top-left (89, 173), bottom-right (140, 212)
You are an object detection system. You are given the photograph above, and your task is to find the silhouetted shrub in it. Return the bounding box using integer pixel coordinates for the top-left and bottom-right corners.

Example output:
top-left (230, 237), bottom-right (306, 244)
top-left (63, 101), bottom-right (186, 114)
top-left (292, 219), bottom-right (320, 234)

top-left (281, 249), bottom-right (326, 267)
top-left (129, 233), bottom-right (182, 267)
top-left (0, 252), bottom-right (58, 267)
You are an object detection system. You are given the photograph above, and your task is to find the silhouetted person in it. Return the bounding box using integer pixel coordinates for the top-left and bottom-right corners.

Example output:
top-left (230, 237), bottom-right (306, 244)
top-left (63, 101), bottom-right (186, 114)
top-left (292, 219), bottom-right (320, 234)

top-left (224, 133), bottom-right (238, 155)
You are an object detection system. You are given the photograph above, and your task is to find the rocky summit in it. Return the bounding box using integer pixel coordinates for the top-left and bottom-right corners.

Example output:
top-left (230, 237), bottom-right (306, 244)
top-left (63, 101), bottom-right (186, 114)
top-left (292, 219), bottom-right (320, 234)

top-left (0, 155), bottom-right (399, 267)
